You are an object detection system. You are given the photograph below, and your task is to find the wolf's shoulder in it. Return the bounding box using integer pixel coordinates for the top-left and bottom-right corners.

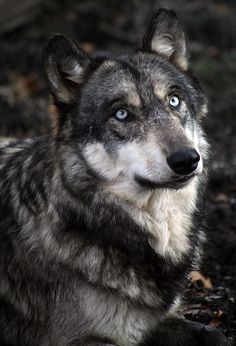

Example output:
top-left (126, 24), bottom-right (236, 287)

top-left (0, 137), bottom-right (34, 153)
top-left (0, 136), bottom-right (53, 179)
top-left (0, 137), bottom-right (50, 158)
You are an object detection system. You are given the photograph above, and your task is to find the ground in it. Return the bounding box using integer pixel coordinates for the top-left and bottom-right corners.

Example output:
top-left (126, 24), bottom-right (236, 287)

top-left (0, 0), bottom-right (235, 344)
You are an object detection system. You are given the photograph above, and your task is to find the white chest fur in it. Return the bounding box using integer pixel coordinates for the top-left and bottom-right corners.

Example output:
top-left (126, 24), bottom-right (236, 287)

top-left (80, 284), bottom-right (159, 346)
top-left (108, 177), bottom-right (199, 263)
top-left (146, 178), bottom-right (199, 261)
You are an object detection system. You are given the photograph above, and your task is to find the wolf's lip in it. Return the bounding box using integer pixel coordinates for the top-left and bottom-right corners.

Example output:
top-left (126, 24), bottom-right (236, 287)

top-left (171, 173), bottom-right (196, 183)
top-left (135, 173), bottom-right (197, 189)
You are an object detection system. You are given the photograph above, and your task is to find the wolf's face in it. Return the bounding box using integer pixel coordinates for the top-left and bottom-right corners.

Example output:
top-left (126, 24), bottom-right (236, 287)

top-left (44, 9), bottom-right (208, 192)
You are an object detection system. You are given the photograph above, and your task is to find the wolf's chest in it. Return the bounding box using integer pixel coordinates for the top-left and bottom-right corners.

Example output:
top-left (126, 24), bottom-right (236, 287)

top-left (78, 284), bottom-right (160, 346)
top-left (107, 177), bottom-right (199, 263)
top-left (134, 181), bottom-right (199, 262)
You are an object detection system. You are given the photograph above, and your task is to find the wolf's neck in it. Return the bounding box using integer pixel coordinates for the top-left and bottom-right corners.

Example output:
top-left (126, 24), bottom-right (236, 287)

top-left (107, 176), bottom-right (199, 217)
top-left (150, 179), bottom-right (199, 261)
top-left (107, 177), bottom-right (200, 262)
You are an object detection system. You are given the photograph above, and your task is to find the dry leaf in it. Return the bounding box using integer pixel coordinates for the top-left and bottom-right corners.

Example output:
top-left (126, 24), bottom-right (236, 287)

top-left (208, 310), bottom-right (224, 328)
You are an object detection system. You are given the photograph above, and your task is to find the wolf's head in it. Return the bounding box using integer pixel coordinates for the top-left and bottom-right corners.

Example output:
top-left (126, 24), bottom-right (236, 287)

top-left (44, 9), bottom-right (208, 193)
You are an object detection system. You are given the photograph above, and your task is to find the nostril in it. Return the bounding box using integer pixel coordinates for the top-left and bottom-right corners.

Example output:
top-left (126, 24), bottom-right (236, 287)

top-left (167, 149), bottom-right (200, 175)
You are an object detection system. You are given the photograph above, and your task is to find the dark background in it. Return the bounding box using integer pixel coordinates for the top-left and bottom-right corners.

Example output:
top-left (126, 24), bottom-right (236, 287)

top-left (0, 0), bottom-right (235, 343)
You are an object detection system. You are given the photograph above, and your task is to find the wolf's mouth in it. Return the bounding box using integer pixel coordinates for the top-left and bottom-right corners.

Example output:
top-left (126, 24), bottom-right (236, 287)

top-left (135, 173), bottom-right (196, 190)
top-left (172, 174), bottom-right (196, 183)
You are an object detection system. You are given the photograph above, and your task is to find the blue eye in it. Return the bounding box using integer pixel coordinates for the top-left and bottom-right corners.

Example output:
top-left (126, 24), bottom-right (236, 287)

top-left (169, 95), bottom-right (180, 108)
top-left (115, 108), bottom-right (129, 120)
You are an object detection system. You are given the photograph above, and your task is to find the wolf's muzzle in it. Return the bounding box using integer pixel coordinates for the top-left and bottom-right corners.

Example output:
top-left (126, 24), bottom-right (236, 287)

top-left (167, 149), bottom-right (200, 175)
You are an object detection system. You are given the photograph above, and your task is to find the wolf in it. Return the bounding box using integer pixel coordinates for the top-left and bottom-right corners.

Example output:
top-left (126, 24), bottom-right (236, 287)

top-left (0, 8), bottom-right (230, 346)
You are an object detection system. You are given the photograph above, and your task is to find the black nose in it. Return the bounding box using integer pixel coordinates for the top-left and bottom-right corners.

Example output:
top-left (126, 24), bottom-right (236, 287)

top-left (167, 149), bottom-right (200, 175)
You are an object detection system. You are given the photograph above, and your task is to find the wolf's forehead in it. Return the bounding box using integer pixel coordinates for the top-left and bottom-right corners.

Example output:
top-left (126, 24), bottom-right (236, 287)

top-left (97, 56), bottom-right (185, 102)
top-left (133, 54), bottom-right (187, 90)
top-left (94, 62), bottom-right (141, 106)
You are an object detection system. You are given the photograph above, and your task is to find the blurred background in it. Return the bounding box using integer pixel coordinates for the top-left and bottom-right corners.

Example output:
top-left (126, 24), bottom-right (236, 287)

top-left (0, 0), bottom-right (235, 343)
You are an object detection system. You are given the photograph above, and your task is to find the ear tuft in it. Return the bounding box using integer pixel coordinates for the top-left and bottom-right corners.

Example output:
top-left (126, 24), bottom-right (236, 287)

top-left (44, 34), bottom-right (90, 104)
top-left (143, 9), bottom-right (189, 70)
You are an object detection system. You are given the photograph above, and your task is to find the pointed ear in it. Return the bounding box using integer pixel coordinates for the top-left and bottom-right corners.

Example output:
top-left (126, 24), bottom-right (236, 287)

top-left (44, 34), bottom-right (90, 104)
top-left (142, 9), bottom-right (189, 70)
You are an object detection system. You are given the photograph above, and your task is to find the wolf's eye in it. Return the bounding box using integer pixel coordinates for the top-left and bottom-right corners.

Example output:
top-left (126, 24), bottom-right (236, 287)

top-left (169, 95), bottom-right (180, 108)
top-left (115, 108), bottom-right (129, 120)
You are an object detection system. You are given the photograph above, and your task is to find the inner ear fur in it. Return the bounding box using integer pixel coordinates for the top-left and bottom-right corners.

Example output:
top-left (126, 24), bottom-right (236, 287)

top-left (142, 8), bottom-right (189, 70)
top-left (44, 34), bottom-right (90, 104)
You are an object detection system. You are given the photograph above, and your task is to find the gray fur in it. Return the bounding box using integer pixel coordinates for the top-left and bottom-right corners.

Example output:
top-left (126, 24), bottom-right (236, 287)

top-left (0, 8), bottom-right (229, 346)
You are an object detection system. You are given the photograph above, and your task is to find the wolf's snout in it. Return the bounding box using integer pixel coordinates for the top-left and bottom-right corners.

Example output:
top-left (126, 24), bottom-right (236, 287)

top-left (167, 149), bottom-right (200, 175)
